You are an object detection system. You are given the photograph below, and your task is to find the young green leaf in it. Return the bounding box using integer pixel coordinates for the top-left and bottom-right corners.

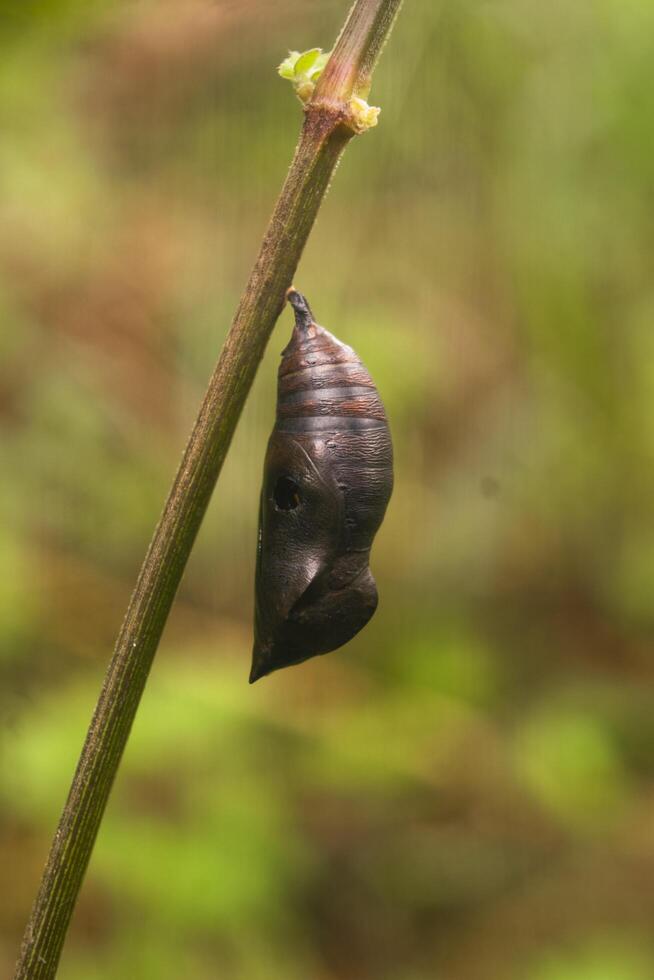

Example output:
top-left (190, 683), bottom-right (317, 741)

top-left (293, 48), bottom-right (322, 77)
top-left (277, 51), bottom-right (301, 80)
top-left (277, 47), bottom-right (332, 103)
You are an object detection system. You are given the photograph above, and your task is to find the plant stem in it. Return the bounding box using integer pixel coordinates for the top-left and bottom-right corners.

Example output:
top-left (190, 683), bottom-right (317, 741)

top-left (14, 1), bottom-right (403, 977)
top-left (318, 0), bottom-right (403, 101)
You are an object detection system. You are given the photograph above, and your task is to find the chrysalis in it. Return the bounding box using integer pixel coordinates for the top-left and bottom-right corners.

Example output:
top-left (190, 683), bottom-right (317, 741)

top-left (250, 289), bottom-right (393, 682)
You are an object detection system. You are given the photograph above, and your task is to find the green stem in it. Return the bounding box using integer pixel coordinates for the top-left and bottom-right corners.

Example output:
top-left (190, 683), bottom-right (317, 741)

top-left (14, 1), bottom-right (403, 977)
top-left (317, 0), bottom-right (404, 101)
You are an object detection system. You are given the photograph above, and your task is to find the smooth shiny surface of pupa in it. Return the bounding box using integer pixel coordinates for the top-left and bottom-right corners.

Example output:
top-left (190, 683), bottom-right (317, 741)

top-left (250, 289), bottom-right (394, 682)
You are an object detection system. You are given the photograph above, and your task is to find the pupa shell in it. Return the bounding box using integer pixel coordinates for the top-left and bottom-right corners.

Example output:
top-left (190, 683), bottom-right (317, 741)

top-left (250, 289), bottom-right (393, 682)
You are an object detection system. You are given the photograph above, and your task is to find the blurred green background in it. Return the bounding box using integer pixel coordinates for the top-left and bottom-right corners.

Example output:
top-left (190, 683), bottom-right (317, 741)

top-left (2, 1), bottom-right (654, 978)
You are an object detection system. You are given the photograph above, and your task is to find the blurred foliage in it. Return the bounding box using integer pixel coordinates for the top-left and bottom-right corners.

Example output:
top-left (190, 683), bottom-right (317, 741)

top-left (1, 0), bottom-right (654, 978)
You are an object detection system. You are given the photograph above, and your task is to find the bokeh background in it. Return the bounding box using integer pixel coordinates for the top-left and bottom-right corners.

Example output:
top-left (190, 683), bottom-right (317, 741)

top-left (2, 1), bottom-right (654, 978)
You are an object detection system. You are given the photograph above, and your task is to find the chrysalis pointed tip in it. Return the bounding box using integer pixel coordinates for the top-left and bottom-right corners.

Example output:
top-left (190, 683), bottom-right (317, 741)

top-left (286, 287), bottom-right (314, 330)
top-left (249, 649), bottom-right (272, 683)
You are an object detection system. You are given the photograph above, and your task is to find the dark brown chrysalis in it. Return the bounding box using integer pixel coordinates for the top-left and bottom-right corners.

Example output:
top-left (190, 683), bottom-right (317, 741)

top-left (250, 289), bottom-right (393, 682)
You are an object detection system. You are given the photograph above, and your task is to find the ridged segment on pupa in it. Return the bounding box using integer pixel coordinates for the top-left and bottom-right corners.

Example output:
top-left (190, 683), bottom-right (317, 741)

top-left (250, 289), bottom-right (393, 682)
